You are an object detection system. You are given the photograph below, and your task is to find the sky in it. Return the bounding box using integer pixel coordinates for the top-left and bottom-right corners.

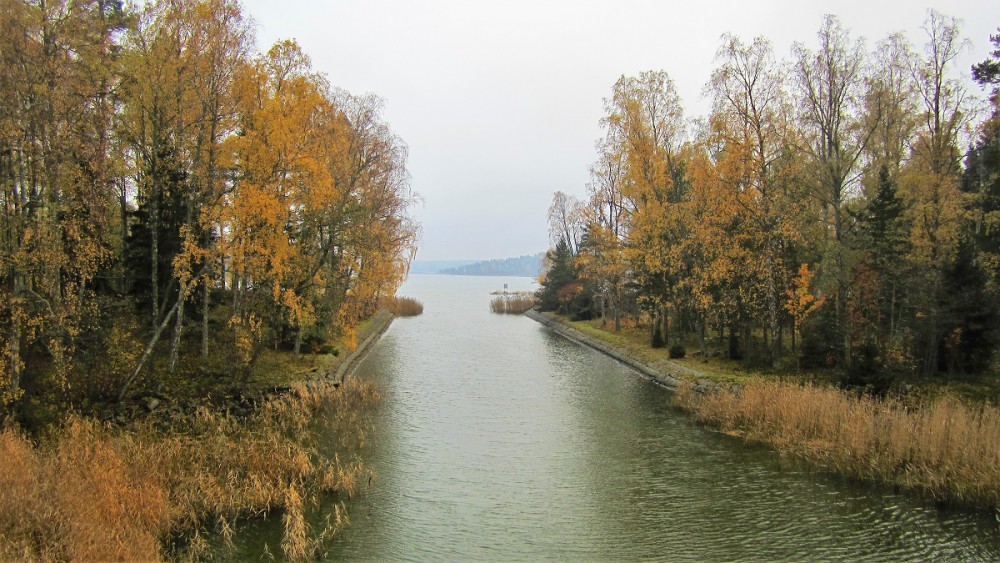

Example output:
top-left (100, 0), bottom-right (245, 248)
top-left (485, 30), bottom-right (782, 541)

top-left (240, 0), bottom-right (1000, 262)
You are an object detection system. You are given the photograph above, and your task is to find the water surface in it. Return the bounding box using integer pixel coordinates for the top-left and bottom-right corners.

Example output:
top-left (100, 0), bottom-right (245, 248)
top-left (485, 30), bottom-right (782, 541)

top-left (243, 274), bottom-right (1000, 560)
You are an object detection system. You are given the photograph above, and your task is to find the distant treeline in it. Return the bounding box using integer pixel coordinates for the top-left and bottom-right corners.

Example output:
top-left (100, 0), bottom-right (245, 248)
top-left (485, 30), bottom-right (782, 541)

top-left (440, 254), bottom-right (543, 277)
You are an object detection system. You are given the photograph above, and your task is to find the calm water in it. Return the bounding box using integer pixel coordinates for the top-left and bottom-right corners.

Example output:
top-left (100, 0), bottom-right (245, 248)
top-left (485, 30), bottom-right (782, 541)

top-left (235, 274), bottom-right (1000, 560)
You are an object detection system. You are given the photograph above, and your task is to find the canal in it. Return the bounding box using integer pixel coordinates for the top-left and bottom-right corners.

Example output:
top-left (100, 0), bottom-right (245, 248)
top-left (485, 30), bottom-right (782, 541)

top-left (240, 274), bottom-right (1000, 559)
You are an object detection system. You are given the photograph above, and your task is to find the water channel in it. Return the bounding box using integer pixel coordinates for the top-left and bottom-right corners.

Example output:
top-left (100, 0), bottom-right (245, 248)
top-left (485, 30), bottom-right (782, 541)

top-left (236, 274), bottom-right (1000, 560)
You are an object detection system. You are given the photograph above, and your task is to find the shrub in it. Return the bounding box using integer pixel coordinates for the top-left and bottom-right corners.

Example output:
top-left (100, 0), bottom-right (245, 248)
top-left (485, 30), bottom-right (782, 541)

top-left (841, 342), bottom-right (894, 396)
top-left (0, 380), bottom-right (381, 561)
top-left (669, 344), bottom-right (686, 359)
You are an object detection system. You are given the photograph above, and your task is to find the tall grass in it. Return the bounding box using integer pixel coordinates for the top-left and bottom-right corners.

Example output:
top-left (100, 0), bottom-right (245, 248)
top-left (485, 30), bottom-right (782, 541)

top-left (673, 381), bottom-right (1000, 510)
top-left (0, 379), bottom-right (381, 561)
top-left (490, 293), bottom-right (536, 314)
top-left (385, 296), bottom-right (424, 316)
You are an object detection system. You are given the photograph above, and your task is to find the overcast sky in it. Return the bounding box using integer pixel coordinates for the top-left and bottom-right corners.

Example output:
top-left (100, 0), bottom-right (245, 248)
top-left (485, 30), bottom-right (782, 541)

top-left (240, 0), bottom-right (999, 261)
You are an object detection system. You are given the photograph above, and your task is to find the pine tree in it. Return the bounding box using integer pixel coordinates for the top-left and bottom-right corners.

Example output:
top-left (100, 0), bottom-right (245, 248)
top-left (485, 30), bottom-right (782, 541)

top-left (538, 238), bottom-right (579, 314)
top-left (854, 165), bottom-right (911, 356)
top-left (937, 235), bottom-right (998, 374)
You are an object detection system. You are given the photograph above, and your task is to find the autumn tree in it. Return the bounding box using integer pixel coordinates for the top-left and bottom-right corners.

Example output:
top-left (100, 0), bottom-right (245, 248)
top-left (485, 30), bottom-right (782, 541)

top-left (900, 11), bottom-right (973, 374)
top-left (0, 0), bottom-right (129, 403)
top-left (792, 15), bottom-right (874, 367)
top-left (600, 70), bottom-right (687, 343)
top-left (582, 132), bottom-right (630, 330)
top-left (707, 34), bottom-right (802, 367)
top-left (576, 222), bottom-right (628, 330)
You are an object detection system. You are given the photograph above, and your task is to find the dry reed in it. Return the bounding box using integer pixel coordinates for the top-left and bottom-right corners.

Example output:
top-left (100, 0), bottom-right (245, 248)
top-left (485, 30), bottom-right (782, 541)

top-left (490, 293), bottom-right (536, 314)
top-left (673, 380), bottom-right (1000, 510)
top-left (0, 379), bottom-right (381, 561)
top-left (385, 296), bottom-right (424, 316)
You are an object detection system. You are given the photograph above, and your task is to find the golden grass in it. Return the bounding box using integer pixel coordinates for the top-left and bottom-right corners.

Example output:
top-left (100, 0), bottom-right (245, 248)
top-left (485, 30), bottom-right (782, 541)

top-left (0, 379), bottom-right (381, 561)
top-left (673, 380), bottom-right (1000, 510)
top-left (384, 296), bottom-right (424, 317)
top-left (490, 293), bottom-right (536, 314)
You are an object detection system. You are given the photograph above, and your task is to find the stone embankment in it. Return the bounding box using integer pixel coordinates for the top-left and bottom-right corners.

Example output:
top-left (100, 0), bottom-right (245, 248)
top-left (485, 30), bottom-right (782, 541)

top-left (525, 310), bottom-right (715, 393)
top-left (331, 309), bottom-right (395, 384)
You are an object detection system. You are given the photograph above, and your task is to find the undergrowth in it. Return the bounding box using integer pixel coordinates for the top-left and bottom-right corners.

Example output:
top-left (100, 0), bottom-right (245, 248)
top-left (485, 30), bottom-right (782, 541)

top-left (0, 379), bottom-right (381, 561)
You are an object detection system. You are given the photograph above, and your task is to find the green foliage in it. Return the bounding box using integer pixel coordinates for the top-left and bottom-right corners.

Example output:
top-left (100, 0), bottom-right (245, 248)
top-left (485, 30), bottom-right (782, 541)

top-left (799, 305), bottom-right (840, 370)
top-left (937, 236), bottom-right (999, 374)
top-left (841, 342), bottom-right (896, 396)
top-left (972, 28), bottom-right (1000, 88)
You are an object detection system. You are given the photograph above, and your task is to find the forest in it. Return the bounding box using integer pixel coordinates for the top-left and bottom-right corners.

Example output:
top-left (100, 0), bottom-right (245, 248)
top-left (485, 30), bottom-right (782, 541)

top-left (440, 253), bottom-right (543, 277)
top-left (0, 0), bottom-right (419, 420)
top-left (539, 13), bottom-right (1000, 389)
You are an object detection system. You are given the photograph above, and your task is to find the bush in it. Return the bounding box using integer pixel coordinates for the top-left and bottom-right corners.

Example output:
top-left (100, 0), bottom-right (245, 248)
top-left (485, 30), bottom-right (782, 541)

top-left (318, 345), bottom-right (339, 356)
top-left (841, 342), bottom-right (894, 396)
top-left (669, 344), bottom-right (686, 359)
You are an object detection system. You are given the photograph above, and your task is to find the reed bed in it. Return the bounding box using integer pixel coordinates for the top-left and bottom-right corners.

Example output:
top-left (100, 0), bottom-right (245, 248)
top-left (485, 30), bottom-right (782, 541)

top-left (673, 381), bottom-right (1000, 510)
top-left (0, 379), bottom-right (381, 561)
top-left (490, 293), bottom-right (536, 314)
top-left (385, 296), bottom-right (424, 316)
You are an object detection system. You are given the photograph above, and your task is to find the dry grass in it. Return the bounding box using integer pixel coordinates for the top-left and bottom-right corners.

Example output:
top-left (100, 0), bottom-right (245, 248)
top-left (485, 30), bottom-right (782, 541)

top-left (0, 379), bottom-right (381, 561)
top-left (384, 296), bottom-right (424, 317)
top-left (673, 381), bottom-right (1000, 510)
top-left (490, 293), bottom-right (536, 314)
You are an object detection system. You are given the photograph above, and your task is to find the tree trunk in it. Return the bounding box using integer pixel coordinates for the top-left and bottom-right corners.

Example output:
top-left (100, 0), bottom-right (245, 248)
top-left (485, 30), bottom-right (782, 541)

top-left (662, 303), bottom-right (669, 345)
top-left (699, 316), bottom-right (707, 357)
top-left (743, 323), bottom-right (753, 365)
top-left (120, 283), bottom-right (188, 401)
top-left (168, 294), bottom-right (185, 374)
top-left (9, 273), bottom-right (22, 395)
top-left (151, 187), bottom-right (159, 330)
top-left (201, 279), bottom-right (209, 359)
top-left (294, 326), bottom-right (304, 359)
top-left (729, 323), bottom-right (740, 360)
top-left (120, 180), bottom-right (128, 293)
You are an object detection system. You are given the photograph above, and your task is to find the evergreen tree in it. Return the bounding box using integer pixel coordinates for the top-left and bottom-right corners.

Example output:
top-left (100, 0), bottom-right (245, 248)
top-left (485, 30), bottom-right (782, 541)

top-left (538, 238), bottom-right (582, 315)
top-left (937, 235), bottom-right (999, 374)
top-left (967, 31), bottom-right (1000, 298)
top-left (853, 165), bottom-right (911, 357)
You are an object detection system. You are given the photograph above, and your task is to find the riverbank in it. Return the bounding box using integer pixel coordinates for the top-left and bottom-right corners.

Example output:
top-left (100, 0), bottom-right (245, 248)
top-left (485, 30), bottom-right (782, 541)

top-left (525, 310), bottom-right (714, 391)
top-left (527, 310), bottom-right (1000, 512)
top-left (0, 311), bottom-right (397, 561)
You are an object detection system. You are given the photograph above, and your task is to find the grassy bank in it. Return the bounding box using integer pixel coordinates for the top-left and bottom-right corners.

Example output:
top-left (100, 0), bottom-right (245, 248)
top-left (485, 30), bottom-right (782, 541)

top-left (533, 311), bottom-right (1000, 512)
top-left (674, 381), bottom-right (1000, 510)
top-left (1, 310), bottom-right (396, 560)
top-left (0, 378), bottom-right (380, 561)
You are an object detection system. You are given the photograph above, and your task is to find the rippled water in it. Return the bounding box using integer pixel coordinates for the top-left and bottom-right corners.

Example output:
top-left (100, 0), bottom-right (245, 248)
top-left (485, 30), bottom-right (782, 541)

top-left (233, 274), bottom-right (1000, 560)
